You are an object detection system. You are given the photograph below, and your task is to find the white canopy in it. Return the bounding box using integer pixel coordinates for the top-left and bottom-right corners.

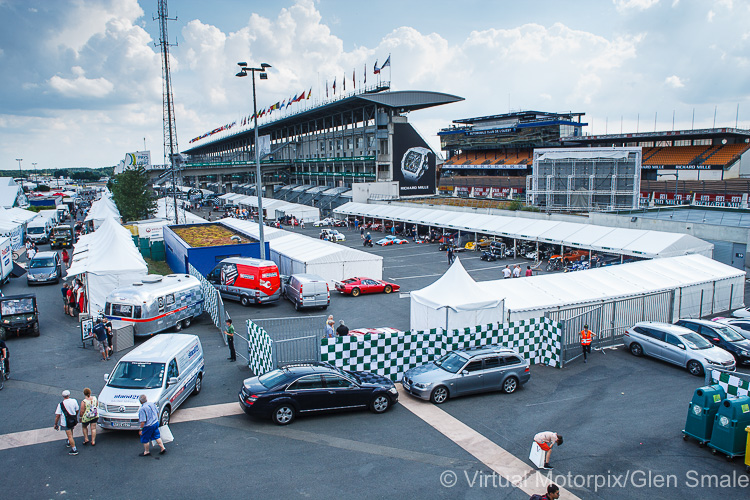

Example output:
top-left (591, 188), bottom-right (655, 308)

top-left (84, 196), bottom-right (121, 228)
top-left (410, 258), bottom-right (505, 332)
top-left (335, 202), bottom-right (713, 259)
top-left (0, 207), bottom-right (39, 224)
top-left (66, 217), bottom-right (148, 315)
top-left (233, 195), bottom-right (321, 223)
top-left (155, 198), bottom-right (207, 224)
top-left (221, 219), bottom-right (382, 282)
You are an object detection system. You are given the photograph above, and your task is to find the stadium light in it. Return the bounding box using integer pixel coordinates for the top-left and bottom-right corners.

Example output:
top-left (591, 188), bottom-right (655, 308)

top-left (235, 61), bottom-right (272, 259)
top-left (15, 158), bottom-right (22, 178)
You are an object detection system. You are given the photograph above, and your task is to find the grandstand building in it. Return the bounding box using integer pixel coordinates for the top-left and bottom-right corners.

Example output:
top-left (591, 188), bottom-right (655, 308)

top-left (181, 85), bottom-right (463, 202)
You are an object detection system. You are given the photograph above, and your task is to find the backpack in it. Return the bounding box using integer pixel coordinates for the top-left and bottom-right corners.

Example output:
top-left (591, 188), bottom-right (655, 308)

top-left (530, 496), bottom-right (548, 500)
top-left (60, 400), bottom-right (78, 428)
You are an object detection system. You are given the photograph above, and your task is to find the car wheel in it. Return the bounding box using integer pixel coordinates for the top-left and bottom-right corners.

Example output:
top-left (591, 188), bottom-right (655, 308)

top-left (159, 406), bottom-right (171, 427)
top-left (174, 321), bottom-right (182, 332)
top-left (272, 404), bottom-right (295, 425)
top-left (182, 317), bottom-right (192, 329)
top-left (351, 288), bottom-right (361, 297)
top-left (629, 343), bottom-right (643, 357)
top-left (384, 285), bottom-right (392, 294)
top-left (502, 376), bottom-right (519, 394)
top-left (193, 374), bottom-right (202, 395)
top-left (240, 295), bottom-right (251, 307)
top-left (687, 360), bottom-right (704, 377)
top-left (370, 394), bottom-right (390, 413)
top-left (31, 322), bottom-right (40, 337)
top-left (430, 386), bottom-right (449, 404)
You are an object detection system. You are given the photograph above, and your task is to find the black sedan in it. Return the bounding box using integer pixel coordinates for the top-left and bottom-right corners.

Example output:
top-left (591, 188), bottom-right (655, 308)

top-left (239, 363), bottom-right (398, 425)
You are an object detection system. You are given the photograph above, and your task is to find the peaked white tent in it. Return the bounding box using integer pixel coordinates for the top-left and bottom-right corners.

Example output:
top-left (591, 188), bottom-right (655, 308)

top-left (84, 197), bottom-right (121, 228)
top-left (66, 217), bottom-right (148, 315)
top-left (410, 258), bottom-right (505, 332)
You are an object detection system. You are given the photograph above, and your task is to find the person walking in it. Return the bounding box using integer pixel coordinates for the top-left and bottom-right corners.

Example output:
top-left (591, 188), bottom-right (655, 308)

top-left (325, 315), bottom-right (335, 338)
top-left (27, 243), bottom-right (37, 260)
top-left (62, 283), bottom-right (70, 316)
top-left (137, 394), bottom-right (166, 456)
top-left (336, 320), bottom-right (349, 337)
top-left (0, 339), bottom-right (8, 380)
top-left (93, 319), bottom-right (108, 361)
top-left (579, 324), bottom-right (596, 363)
top-left (513, 264), bottom-right (521, 278)
top-left (502, 265), bottom-right (512, 279)
top-left (533, 431), bottom-right (563, 470)
top-left (447, 245), bottom-right (454, 265)
top-left (530, 484), bottom-right (560, 500)
top-left (79, 388), bottom-right (98, 446)
top-left (525, 265), bottom-right (533, 277)
top-left (61, 248), bottom-right (70, 269)
top-left (224, 318), bottom-right (236, 362)
top-left (67, 283), bottom-right (77, 317)
top-left (54, 390), bottom-right (80, 456)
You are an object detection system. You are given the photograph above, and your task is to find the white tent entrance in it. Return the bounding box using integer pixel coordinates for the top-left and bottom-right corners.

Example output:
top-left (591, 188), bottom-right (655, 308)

top-left (410, 258), bottom-right (505, 333)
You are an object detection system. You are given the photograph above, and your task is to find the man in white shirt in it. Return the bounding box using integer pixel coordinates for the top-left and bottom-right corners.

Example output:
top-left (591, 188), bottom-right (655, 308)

top-left (512, 265), bottom-right (521, 278)
top-left (502, 265), bottom-right (512, 279)
top-left (533, 431), bottom-right (563, 469)
top-left (54, 390), bottom-right (80, 455)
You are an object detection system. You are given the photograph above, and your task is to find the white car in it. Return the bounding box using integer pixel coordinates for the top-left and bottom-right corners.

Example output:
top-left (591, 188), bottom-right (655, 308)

top-left (731, 307), bottom-right (750, 318)
top-left (320, 229), bottom-right (345, 242)
top-left (313, 218), bottom-right (335, 227)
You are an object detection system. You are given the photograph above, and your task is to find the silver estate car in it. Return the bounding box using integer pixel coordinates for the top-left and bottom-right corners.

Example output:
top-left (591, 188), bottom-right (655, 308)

top-left (622, 321), bottom-right (736, 376)
top-left (401, 346), bottom-right (530, 404)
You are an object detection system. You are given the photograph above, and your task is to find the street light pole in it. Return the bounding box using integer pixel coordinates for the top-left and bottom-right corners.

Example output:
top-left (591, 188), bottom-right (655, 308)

top-left (237, 61), bottom-right (271, 260)
top-left (32, 163), bottom-right (37, 183)
top-left (15, 158), bottom-right (22, 179)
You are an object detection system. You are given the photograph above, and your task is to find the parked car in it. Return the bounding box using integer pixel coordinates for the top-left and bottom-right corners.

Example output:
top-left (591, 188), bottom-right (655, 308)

top-left (375, 235), bottom-right (408, 246)
top-left (674, 318), bottom-right (750, 367)
top-left (313, 218), bottom-right (335, 227)
top-left (26, 251), bottom-right (62, 285)
top-left (622, 321), bottom-right (736, 376)
top-left (284, 274), bottom-right (330, 310)
top-left (238, 362), bottom-right (398, 425)
top-left (320, 229), bottom-right (346, 242)
top-left (464, 239), bottom-right (492, 251)
top-left (348, 327), bottom-right (403, 337)
top-left (334, 277), bottom-right (400, 297)
top-left (0, 294), bottom-right (39, 340)
top-left (402, 346), bottom-right (530, 404)
top-left (731, 307), bottom-right (750, 319)
top-left (714, 318), bottom-right (750, 341)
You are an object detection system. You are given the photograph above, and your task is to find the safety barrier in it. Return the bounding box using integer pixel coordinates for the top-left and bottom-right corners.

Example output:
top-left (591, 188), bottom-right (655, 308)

top-left (319, 317), bottom-right (562, 382)
top-left (708, 369), bottom-right (750, 399)
top-left (247, 319), bottom-right (274, 376)
top-left (188, 263), bottom-right (228, 336)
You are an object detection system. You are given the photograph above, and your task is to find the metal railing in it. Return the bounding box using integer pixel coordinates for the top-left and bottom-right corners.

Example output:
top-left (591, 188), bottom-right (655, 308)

top-left (254, 315), bottom-right (327, 367)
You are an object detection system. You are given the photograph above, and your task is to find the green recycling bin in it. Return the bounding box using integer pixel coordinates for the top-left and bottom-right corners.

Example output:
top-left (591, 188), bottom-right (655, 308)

top-left (683, 385), bottom-right (726, 445)
top-left (707, 395), bottom-right (750, 459)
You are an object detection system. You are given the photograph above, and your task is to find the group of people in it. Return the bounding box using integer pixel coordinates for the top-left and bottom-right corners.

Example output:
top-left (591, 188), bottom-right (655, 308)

top-left (502, 264), bottom-right (534, 278)
top-left (25, 239), bottom-right (39, 260)
top-left (53, 389), bottom-right (166, 457)
top-left (325, 315), bottom-right (349, 338)
top-left (61, 280), bottom-right (87, 318)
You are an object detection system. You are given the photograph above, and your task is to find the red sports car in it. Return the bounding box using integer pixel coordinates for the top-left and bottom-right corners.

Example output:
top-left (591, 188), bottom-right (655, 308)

top-left (335, 277), bottom-right (400, 297)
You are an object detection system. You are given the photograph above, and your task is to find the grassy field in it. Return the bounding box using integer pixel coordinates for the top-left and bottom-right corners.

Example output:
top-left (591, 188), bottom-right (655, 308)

top-left (144, 257), bottom-right (173, 276)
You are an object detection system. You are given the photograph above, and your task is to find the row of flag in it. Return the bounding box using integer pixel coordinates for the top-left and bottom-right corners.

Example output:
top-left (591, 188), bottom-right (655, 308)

top-left (189, 121), bottom-right (236, 144)
top-left (324, 55), bottom-right (391, 97)
top-left (242, 88), bottom-right (313, 125)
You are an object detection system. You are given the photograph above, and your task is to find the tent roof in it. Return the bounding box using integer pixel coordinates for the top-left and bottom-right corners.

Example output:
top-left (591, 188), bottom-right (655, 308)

top-left (335, 202), bottom-right (713, 258)
top-left (411, 258), bottom-right (503, 311)
top-left (67, 218), bottom-right (147, 276)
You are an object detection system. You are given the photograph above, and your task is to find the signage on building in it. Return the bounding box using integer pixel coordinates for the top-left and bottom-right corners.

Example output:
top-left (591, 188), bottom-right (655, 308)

top-left (392, 123), bottom-right (437, 196)
top-left (694, 194), bottom-right (742, 208)
top-left (465, 127), bottom-right (517, 137)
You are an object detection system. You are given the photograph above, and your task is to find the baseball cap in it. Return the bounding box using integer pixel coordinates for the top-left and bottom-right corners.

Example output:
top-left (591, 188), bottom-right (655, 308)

top-left (62, 390), bottom-right (70, 397)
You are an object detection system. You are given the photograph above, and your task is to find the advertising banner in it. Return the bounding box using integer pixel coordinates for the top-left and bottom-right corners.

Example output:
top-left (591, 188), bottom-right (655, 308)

top-left (258, 135), bottom-right (271, 158)
top-left (392, 123), bottom-right (436, 196)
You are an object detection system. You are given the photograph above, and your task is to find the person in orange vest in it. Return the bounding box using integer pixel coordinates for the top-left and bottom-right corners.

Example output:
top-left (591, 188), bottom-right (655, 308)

top-left (579, 324), bottom-right (596, 363)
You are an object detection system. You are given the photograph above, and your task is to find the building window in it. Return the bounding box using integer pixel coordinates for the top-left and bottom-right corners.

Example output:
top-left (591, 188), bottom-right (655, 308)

top-left (656, 140), bottom-right (672, 147)
top-left (693, 138), bottom-right (711, 146)
top-left (379, 139), bottom-right (388, 154)
top-left (357, 137), bottom-right (364, 149)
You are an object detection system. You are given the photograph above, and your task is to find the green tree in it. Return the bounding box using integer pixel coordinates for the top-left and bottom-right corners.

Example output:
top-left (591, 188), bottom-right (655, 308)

top-left (110, 166), bottom-right (155, 222)
top-left (53, 169), bottom-right (69, 179)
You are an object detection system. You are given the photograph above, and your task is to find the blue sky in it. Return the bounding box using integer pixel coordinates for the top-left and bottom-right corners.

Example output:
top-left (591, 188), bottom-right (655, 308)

top-left (1, 0), bottom-right (748, 169)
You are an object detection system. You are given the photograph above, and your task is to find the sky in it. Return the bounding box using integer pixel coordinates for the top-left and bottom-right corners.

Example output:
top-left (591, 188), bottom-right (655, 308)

top-left (1, 0), bottom-right (749, 170)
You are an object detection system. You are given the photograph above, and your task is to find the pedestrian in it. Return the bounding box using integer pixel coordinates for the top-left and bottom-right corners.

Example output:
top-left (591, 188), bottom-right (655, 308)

top-left (61, 248), bottom-right (69, 269)
top-left (79, 388), bottom-right (98, 446)
top-left (525, 265), bottom-right (533, 277)
top-left (533, 431), bottom-right (563, 470)
top-left (336, 320), bottom-right (349, 337)
top-left (325, 315), bottom-right (335, 338)
top-left (579, 324), bottom-right (596, 363)
top-left (67, 283), bottom-right (77, 317)
top-left (54, 390), bottom-right (80, 456)
top-left (224, 318), bottom-right (236, 362)
top-left (300, 218), bottom-right (305, 228)
top-left (447, 245), bottom-right (454, 265)
top-left (105, 319), bottom-right (114, 357)
top-left (513, 264), bottom-right (521, 278)
top-left (27, 243), bottom-right (37, 260)
top-left (354, 219), bottom-right (359, 230)
top-left (137, 394), bottom-right (166, 456)
top-left (93, 319), bottom-right (108, 361)
top-left (360, 227), bottom-right (365, 240)
top-left (0, 338), bottom-right (8, 379)
top-left (502, 265), bottom-right (511, 279)
top-left (530, 483), bottom-right (560, 500)
top-left (62, 283), bottom-right (70, 316)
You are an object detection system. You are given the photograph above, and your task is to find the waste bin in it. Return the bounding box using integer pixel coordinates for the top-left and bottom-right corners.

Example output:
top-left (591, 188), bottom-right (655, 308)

top-left (683, 385), bottom-right (726, 445)
top-left (707, 395), bottom-right (750, 459)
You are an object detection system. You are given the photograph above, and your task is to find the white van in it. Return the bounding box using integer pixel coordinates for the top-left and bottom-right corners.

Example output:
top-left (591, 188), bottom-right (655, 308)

top-left (26, 217), bottom-right (52, 244)
top-left (98, 334), bottom-right (204, 429)
top-left (284, 273), bottom-right (330, 310)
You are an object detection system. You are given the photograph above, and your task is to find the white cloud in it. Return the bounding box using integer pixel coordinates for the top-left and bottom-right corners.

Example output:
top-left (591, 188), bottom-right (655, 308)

top-left (48, 67), bottom-right (114, 98)
top-left (708, 10), bottom-right (715, 22)
top-left (613, 0), bottom-right (660, 12)
top-left (664, 75), bottom-right (685, 88)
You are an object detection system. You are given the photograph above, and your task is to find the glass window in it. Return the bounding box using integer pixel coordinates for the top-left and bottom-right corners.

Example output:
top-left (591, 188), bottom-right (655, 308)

top-left (677, 321), bottom-right (700, 333)
top-left (713, 325), bottom-right (744, 342)
top-left (107, 361), bottom-right (165, 389)
top-left (483, 357), bottom-right (501, 369)
top-left (464, 360), bottom-right (483, 372)
top-left (29, 258), bottom-right (56, 268)
top-left (503, 356), bottom-right (522, 365)
top-left (166, 294), bottom-right (175, 305)
top-left (322, 374), bottom-right (353, 388)
top-left (680, 333), bottom-right (712, 350)
top-left (648, 328), bottom-right (666, 342)
top-left (435, 352), bottom-right (468, 373)
top-left (167, 359), bottom-right (179, 379)
top-left (110, 304), bottom-right (133, 318)
top-left (0, 298), bottom-right (35, 316)
top-left (664, 334), bottom-right (683, 348)
top-left (258, 370), bottom-right (291, 389)
top-left (288, 375), bottom-right (325, 390)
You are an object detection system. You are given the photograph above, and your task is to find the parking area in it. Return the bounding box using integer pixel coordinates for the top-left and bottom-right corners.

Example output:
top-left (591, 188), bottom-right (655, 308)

top-left (2, 218), bottom-right (749, 499)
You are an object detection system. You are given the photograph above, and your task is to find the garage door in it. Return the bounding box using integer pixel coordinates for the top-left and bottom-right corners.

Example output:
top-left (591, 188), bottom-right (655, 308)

top-left (706, 240), bottom-right (745, 270)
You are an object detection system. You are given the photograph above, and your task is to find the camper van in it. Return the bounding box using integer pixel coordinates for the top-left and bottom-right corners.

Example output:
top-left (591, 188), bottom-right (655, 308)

top-left (26, 217), bottom-right (52, 244)
top-left (99, 334), bottom-right (204, 429)
top-left (284, 274), bottom-right (330, 310)
top-left (206, 257), bottom-right (281, 306)
top-left (104, 274), bottom-right (204, 337)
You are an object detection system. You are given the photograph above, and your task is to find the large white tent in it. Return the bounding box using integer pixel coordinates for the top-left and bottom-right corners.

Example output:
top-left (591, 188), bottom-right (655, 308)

top-left (221, 219), bottom-right (382, 282)
top-left (84, 196), bottom-right (121, 228)
top-left (335, 202), bottom-right (714, 259)
top-left (66, 217), bottom-right (148, 315)
top-left (223, 194), bottom-right (321, 223)
top-left (410, 258), bottom-right (505, 332)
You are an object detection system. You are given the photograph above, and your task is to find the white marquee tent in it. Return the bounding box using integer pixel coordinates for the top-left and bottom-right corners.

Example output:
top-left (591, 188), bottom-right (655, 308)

top-left (410, 258), bottom-right (505, 333)
top-left (84, 196), bottom-right (121, 229)
top-left (217, 193), bottom-right (320, 223)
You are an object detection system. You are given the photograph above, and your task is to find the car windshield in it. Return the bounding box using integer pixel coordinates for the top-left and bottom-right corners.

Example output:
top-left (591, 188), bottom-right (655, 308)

top-left (680, 333), bottom-right (712, 350)
top-left (434, 352), bottom-right (468, 373)
top-left (27, 226), bottom-right (44, 234)
top-left (0, 298), bottom-right (35, 316)
top-left (107, 362), bottom-right (165, 389)
top-left (29, 258), bottom-right (56, 269)
top-left (258, 370), bottom-right (291, 389)
top-left (716, 326), bottom-right (745, 342)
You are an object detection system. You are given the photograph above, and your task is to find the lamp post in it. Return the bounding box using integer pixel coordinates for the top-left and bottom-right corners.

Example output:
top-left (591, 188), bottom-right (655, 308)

top-left (15, 158), bottom-right (22, 179)
top-left (32, 163), bottom-right (37, 183)
top-left (236, 61), bottom-right (271, 259)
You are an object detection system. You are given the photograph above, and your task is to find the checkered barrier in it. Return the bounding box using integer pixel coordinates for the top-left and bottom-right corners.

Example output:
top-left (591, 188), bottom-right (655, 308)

top-left (188, 264), bottom-right (226, 332)
top-left (709, 369), bottom-right (750, 399)
top-left (247, 319), bottom-right (274, 376)
top-left (321, 317), bottom-right (562, 382)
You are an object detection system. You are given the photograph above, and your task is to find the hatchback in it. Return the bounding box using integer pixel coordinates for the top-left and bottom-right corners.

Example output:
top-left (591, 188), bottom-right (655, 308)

top-left (674, 318), bottom-right (750, 367)
top-left (402, 346), bottom-right (530, 404)
top-left (622, 321), bottom-right (736, 376)
top-left (26, 252), bottom-right (62, 285)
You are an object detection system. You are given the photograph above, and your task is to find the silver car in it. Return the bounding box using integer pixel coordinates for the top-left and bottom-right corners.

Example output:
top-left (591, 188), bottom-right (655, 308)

top-left (401, 346), bottom-right (530, 404)
top-left (622, 321), bottom-right (736, 376)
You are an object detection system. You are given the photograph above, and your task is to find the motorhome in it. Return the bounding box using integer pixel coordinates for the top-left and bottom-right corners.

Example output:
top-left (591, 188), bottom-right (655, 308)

top-left (104, 274), bottom-right (204, 337)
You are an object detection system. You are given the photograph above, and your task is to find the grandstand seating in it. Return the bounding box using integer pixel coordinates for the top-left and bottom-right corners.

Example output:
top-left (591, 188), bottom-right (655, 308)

top-left (445, 149), bottom-right (532, 166)
top-left (702, 143), bottom-right (750, 165)
top-left (641, 143), bottom-right (749, 166)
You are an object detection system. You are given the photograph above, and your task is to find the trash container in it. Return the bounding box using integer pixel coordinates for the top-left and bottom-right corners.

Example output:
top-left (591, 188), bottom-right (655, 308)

top-left (683, 385), bottom-right (726, 445)
top-left (707, 395), bottom-right (750, 459)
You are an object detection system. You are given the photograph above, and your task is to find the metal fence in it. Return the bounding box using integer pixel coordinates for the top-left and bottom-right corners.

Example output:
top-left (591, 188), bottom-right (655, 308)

top-left (254, 315), bottom-right (327, 367)
top-left (546, 290), bottom-right (675, 366)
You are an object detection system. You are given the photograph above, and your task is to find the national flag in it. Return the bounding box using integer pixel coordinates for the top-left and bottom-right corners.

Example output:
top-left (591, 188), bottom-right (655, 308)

top-left (381, 55), bottom-right (391, 70)
top-left (333, 78), bottom-right (336, 94)
top-left (353, 68), bottom-right (355, 89)
top-left (326, 81), bottom-right (328, 98)
top-left (287, 96), bottom-right (294, 108)
top-left (364, 63), bottom-right (366, 84)
top-left (307, 88), bottom-right (312, 99)
top-left (295, 92), bottom-right (305, 102)
top-left (373, 59), bottom-right (379, 74)
top-left (343, 73), bottom-right (346, 91)
top-left (242, 117), bottom-right (246, 126)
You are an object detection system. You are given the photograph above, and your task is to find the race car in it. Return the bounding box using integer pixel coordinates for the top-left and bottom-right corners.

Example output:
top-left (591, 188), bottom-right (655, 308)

top-left (334, 277), bottom-right (401, 297)
top-left (375, 235), bottom-right (409, 246)
top-left (348, 327), bottom-right (404, 337)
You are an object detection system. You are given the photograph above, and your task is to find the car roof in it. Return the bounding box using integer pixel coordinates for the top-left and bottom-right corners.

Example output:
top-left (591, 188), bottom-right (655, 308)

top-left (675, 318), bottom-right (722, 327)
top-left (32, 251), bottom-right (57, 259)
top-left (121, 334), bottom-right (200, 362)
top-left (463, 346), bottom-right (520, 358)
top-left (635, 321), bottom-right (696, 335)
